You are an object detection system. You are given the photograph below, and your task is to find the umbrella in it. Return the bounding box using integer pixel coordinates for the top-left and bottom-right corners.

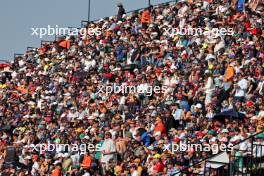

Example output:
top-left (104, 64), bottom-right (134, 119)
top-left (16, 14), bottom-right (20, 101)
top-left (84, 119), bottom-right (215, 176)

top-left (256, 133), bottom-right (264, 139)
top-left (0, 63), bottom-right (10, 69)
top-left (213, 110), bottom-right (246, 121)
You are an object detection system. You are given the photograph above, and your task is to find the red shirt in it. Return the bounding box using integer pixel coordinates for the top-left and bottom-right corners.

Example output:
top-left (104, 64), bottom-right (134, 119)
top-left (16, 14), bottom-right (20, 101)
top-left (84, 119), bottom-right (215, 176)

top-left (154, 122), bottom-right (166, 134)
top-left (153, 162), bottom-right (164, 172)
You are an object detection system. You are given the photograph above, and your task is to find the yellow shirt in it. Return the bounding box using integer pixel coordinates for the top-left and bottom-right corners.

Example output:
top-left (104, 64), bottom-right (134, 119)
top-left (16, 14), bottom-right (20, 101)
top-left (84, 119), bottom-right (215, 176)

top-left (0, 84), bottom-right (7, 89)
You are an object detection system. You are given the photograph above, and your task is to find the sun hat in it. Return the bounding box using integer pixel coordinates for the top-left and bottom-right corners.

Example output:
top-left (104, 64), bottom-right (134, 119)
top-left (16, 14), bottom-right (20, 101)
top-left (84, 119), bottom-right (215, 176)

top-left (154, 153), bottom-right (161, 159)
top-left (221, 129), bottom-right (229, 133)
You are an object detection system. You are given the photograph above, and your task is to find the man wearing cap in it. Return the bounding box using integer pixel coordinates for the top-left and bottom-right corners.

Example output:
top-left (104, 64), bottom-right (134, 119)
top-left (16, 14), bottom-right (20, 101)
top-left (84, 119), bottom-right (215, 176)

top-left (171, 102), bottom-right (184, 123)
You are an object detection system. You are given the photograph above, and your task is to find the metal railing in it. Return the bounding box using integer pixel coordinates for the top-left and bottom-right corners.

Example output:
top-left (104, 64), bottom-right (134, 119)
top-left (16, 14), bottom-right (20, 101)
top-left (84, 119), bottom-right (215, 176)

top-left (204, 140), bottom-right (264, 176)
top-left (14, 53), bottom-right (23, 58)
top-left (13, 0), bottom-right (177, 58)
top-left (40, 40), bottom-right (53, 47)
top-left (80, 0), bottom-right (176, 28)
top-left (26, 47), bottom-right (37, 52)
top-left (13, 54), bottom-right (24, 60)
top-left (176, 130), bottom-right (264, 176)
top-left (0, 59), bottom-right (11, 63)
top-left (54, 27), bottom-right (81, 41)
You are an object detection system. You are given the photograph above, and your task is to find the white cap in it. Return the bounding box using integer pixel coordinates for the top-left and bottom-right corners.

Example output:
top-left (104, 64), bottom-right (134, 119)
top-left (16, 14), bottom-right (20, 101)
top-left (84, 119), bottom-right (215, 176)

top-left (195, 103), bottom-right (202, 109)
top-left (205, 70), bottom-right (210, 74)
top-left (149, 106), bottom-right (155, 110)
top-left (57, 153), bottom-right (64, 158)
top-left (83, 136), bottom-right (90, 140)
top-left (92, 112), bottom-right (99, 117)
top-left (53, 160), bottom-right (61, 165)
top-left (88, 116), bottom-right (95, 120)
top-left (24, 156), bottom-right (32, 160)
top-left (244, 60), bottom-right (251, 65)
top-left (63, 153), bottom-right (70, 158)
top-left (248, 41), bottom-right (254, 45)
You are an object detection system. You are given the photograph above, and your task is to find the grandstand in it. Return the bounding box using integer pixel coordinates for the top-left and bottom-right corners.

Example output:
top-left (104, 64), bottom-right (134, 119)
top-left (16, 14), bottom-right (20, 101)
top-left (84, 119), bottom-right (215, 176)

top-left (1, 0), bottom-right (264, 175)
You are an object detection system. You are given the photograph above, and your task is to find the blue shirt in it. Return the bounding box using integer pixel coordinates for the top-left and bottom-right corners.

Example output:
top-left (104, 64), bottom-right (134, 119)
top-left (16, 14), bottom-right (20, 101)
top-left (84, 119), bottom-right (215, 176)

top-left (141, 132), bottom-right (151, 147)
top-left (167, 167), bottom-right (181, 176)
top-left (237, 0), bottom-right (245, 12)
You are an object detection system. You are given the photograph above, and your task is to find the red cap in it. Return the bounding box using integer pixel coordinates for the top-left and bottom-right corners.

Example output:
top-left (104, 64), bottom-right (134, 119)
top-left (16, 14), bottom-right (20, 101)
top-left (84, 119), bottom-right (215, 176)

top-left (246, 101), bottom-right (254, 107)
top-left (33, 154), bottom-right (39, 160)
top-left (156, 68), bottom-right (162, 74)
top-left (196, 131), bottom-right (204, 138)
top-left (173, 137), bottom-right (181, 143)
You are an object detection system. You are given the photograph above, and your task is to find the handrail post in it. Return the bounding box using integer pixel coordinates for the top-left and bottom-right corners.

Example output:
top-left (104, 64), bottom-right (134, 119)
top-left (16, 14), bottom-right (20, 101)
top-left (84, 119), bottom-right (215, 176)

top-left (250, 137), bottom-right (253, 175)
top-left (88, 0), bottom-right (91, 22)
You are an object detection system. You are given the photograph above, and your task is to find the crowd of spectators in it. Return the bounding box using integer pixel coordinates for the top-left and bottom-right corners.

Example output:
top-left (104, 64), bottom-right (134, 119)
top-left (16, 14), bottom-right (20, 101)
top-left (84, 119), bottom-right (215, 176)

top-left (0, 0), bottom-right (264, 175)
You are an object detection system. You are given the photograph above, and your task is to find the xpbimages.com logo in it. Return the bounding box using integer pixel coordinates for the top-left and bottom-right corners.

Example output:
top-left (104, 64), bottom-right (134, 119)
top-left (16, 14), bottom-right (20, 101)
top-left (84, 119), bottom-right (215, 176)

top-left (26, 143), bottom-right (102, 154)
top-left (96, 84), bottom-right (168, 96)
top-left (31, 25), bottom-right (102, 38)
top-left (163, 27), bottom-right (234, 38)
top-left (162, 142), bottom-right (233, 154)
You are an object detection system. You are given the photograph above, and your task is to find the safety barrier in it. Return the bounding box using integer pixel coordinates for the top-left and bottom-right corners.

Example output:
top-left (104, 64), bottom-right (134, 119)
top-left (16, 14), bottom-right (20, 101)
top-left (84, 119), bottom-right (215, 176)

top-left (80, 0), bottom-right (176, 28)
top-left (40, 40), bottom-right (53, 47)
top-left (54, 27), bottom-right (81, 41)
top-left (13, 54), bottom-right (23, 60)
top-left (176, 129), bottom-right (264, 176)
top-left (14, 0), bottom-right (177, 58)
top-left (26, 47), bottom-right (37, 52)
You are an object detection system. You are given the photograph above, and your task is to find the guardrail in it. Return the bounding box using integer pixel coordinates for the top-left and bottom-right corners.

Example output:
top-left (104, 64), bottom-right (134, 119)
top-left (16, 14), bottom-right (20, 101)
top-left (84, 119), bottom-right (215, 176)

top-left (14, 54), bottom-right (23, 60)
top-left (0, 59), bottom-right (11, 63)
top-left (54, 27), bottom-right (81, 41)
top-left (26, 47), bottom-right (37, 52)
top-left (204, 135), bottom-right (264, 176)
top-left (13, 0), bottom-right (177, 60)
top-left (176, 129), bottom-right (264, 175)
top-left (40, 40), bottom-right (53, 47)
top-left (80, 0), bottom-right (176, 28)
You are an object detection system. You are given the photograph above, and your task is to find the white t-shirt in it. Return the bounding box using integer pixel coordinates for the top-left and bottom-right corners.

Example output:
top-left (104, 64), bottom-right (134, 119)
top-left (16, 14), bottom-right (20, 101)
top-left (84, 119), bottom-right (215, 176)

top-left (235, 78), bottom-right (248, 97)
top-left (100, 138), bottom-right (116, 163)
top-left (67, 111), bottom-right (79, 121)
top-left (172, 109), bottom-right (183, 120)
top-left (131, 170), bottom-right (140, 176)
top-left (32, 161), bottom-right (39, 170)
top-left (257, 81), bottom-right (264, 94)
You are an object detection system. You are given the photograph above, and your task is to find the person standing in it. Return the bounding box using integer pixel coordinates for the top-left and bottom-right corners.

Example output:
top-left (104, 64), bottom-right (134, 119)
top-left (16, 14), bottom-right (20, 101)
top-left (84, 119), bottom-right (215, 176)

top-left (204, 71), bottom-right (215, 106)
top-left (117, 3), bottom-right (126, 21)
top-left (100, 132), bottom-right (116, 175)
top-left (141, 7), bottom-right (152, 29)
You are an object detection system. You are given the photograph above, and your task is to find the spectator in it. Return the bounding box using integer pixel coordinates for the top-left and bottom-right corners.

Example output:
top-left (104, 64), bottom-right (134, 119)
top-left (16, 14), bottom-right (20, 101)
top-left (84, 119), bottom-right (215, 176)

top-left (117, 3), bottom-right (126, 21)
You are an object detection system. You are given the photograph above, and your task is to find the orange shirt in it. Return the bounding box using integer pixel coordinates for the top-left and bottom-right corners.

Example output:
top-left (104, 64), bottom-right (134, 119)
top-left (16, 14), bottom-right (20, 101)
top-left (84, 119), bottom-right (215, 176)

top-left (16, 86), bottom-right (28, 94)
top-left (81, 155), bottom-right (92, 168)
top-left (141, 10), bottom-right (151, 24)
top-left (154, 122), bottom-right (166, 134)
top-left (59, 40), bottom-right (71, 49)
top-left (224, 66), bottom-right (235, 82)
top-left (51, 168), bottom-right (61, 176)
top-left (188, 0), bottom-right (193, 4)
